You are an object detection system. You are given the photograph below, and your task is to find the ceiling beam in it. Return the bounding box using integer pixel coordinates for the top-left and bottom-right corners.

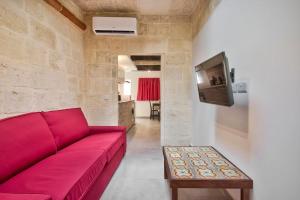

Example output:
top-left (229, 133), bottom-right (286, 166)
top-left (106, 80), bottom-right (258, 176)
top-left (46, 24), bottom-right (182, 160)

top-left (44, 0), bottom-right (86, 30)
top-left (136, 65), bottom-right (161, 71)
top-left (133, 60), bottom-right (161, 65)
top-left (131, 55), bottom-right (161, 61)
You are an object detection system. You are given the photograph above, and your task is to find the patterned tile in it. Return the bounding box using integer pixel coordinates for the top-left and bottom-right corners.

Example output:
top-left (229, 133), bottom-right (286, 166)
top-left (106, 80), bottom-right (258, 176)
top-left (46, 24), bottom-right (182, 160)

top-left (164, 146), bottom-right (250, 180)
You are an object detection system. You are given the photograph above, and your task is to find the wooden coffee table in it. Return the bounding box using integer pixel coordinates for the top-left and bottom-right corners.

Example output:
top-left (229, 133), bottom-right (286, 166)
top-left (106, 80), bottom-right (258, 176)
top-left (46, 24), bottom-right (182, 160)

top-left (163, 146), bottom-right (253, 200)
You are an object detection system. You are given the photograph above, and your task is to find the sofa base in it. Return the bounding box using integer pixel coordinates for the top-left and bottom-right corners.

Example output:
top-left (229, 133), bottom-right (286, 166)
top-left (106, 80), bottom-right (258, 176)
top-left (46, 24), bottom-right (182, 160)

top-left (82, 144), bottom-right (126, 200)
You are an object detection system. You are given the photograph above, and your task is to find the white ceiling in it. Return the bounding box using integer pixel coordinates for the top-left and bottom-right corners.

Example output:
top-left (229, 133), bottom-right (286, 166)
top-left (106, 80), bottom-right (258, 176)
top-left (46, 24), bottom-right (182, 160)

top-left (118, 55), bottom-right (137, 72)
top-left (72, 0), bottom-right (201, 15)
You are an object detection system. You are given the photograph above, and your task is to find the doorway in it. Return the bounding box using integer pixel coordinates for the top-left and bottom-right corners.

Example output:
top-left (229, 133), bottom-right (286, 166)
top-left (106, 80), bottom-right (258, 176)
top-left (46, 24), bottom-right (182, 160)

top-left (118, 54), bottom-right (162, 141)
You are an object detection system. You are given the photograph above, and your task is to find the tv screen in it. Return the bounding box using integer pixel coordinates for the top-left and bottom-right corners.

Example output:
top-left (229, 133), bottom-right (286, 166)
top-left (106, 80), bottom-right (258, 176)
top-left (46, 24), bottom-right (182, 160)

top-left (195, 52), bottom-right (234, 106)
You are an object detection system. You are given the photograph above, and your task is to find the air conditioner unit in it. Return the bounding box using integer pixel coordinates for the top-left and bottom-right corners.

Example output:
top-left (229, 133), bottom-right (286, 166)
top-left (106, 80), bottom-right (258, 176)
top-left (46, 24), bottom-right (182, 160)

top-left (92, 17), bottom-right (137, 36)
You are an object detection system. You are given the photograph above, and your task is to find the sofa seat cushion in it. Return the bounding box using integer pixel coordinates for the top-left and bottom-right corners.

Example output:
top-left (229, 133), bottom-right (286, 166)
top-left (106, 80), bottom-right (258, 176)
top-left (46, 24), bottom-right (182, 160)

top-left (0, 113), bottom-right (57, 183)
top-left (0, 193), bottom-right (51, 200)
top-left (62, 132), bottom-right (124, 162)
top-left (0, 149), bottom-right (107, 200)
top-left (42, 108), bottom-right (90, 150)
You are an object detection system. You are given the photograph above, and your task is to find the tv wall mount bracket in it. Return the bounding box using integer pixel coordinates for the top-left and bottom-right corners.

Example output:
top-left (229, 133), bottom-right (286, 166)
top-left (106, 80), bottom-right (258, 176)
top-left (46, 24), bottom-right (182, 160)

top-left (230, 68), bottom-right (235, 83)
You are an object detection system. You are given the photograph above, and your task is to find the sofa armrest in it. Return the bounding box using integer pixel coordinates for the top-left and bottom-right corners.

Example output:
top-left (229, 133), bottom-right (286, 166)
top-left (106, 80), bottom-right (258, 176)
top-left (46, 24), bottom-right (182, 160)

top-left (89, 126), bottom-right (126, 135)
top-left (0, 193), bottom-right (52, 200)
top-left (89, 126), bottom-right (127, 153)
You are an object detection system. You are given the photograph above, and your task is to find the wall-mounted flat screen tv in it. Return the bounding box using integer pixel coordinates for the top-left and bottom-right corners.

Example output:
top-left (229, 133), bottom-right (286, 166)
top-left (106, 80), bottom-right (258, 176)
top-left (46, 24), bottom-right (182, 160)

top-left (195, 52), bottom-right (234, 106)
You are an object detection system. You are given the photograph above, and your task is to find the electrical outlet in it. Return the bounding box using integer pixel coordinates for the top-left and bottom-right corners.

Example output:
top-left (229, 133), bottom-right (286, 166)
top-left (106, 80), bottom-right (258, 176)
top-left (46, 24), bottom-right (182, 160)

top-left (236, 82), bottom-right (247, 93)
top-left (232, 82), bottom-right (248, 93)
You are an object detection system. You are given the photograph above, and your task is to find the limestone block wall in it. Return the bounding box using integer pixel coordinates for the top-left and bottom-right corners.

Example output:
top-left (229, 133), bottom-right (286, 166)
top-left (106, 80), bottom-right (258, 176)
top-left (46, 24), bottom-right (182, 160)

top-left (0, 0), bottom-right (205, 145)
top-left (0, 0), bottom-right (85, 119)
top-left (192, 0), bottom-right (220, 38)
top-left (84, 14), bottom-right (193, 145)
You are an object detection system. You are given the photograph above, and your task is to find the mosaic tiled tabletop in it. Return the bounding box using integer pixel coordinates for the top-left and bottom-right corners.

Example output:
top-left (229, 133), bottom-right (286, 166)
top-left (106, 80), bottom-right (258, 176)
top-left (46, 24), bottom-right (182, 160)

top-left (163, 146), bottom-right (250, 180)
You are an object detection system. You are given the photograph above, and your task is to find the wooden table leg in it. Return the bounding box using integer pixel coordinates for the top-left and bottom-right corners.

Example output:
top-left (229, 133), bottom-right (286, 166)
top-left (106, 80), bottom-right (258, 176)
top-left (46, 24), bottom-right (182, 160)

top-left (164, 159), bottom-right (167, 179)
top-left (172, 187), bottom-right (178, 200)
top-left (241, 188), bottom-right (250, 200)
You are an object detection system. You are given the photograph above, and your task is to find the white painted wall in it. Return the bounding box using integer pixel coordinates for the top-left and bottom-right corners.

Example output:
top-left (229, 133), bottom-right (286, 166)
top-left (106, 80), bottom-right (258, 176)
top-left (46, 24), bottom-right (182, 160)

top-left (192, 0), bottom-right (300, 199)
top-left (125, 71), bottom-right (161, 117)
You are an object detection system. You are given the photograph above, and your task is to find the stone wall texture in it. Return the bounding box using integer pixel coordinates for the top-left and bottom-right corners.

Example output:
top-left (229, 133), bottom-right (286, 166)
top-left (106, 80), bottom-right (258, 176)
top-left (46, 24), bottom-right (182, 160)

top-left (0, 0), bottom-right (85, 119)
top-left (0, 1), bottom-right (214, 145)
top-left (192, 0), bottom-right (220, 38)
top-left (84, 14), bottom-right (193, 145)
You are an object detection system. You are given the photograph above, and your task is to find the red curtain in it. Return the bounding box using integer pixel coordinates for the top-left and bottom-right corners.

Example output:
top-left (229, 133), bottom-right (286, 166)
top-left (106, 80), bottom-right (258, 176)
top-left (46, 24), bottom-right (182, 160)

top-left (137, 78), bottom-right (160, 101)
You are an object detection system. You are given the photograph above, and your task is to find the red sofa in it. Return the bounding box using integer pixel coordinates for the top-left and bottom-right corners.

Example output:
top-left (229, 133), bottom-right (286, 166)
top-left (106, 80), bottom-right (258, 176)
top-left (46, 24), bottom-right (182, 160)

top-left (0, 108), bottom-right (126, 200)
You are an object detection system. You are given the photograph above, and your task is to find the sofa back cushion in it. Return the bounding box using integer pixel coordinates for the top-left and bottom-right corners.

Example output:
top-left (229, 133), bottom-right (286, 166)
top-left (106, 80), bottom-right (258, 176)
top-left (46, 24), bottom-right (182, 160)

top-left (0, 113), bottom-right (57, 182)
top-left (42, 108), bottom-right (90, 150)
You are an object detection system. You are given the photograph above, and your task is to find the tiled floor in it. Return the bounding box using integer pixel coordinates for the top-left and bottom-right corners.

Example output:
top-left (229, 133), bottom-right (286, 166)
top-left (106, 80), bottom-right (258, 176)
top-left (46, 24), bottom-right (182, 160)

top-left (101, 118), bottom-right (232, 200)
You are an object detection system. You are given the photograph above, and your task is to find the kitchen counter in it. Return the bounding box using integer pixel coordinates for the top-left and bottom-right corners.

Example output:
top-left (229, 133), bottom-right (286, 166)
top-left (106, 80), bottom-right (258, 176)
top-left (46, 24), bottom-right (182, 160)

top-left (118, 100), bottom-right (135, 131)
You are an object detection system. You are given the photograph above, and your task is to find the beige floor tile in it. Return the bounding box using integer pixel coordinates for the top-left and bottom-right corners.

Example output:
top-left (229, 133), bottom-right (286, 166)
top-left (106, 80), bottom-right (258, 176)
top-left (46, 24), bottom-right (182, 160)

top-left (101, 118), bottom-right (232, 200)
